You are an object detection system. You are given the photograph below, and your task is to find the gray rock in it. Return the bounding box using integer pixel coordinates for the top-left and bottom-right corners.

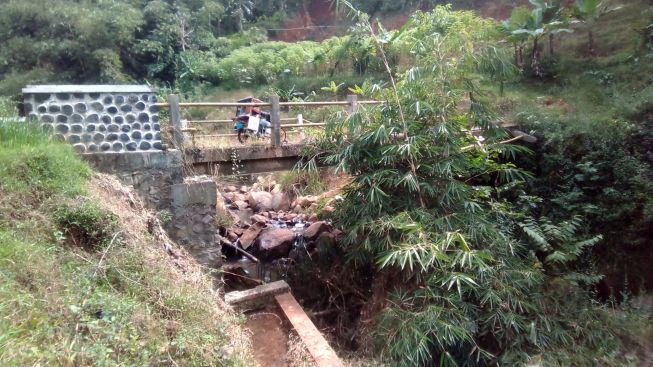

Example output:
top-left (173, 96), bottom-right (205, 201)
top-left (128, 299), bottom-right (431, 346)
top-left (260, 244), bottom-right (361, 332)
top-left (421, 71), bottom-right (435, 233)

top-left (248, 191), bottom-right (273, 211)
top-left (138, 112), bottom-right (149, 123)
top-left (67, 135), bottom-right (81, 144)
top-left (303, 221), bottom-right (330, 241)
top-left (240, 222), bottom-right (265, 250)
top-left (131, 130), bottom-right (142, 139)
top-left (257, 228), bottom-right (295, 260)
top-left (86, 113), bottom-right (99, 123)
top-left (74, 102), bottom-right (87, 113)
top-left (72, 144), bottom-right (86, 153)
top-left (271, 192), bottom-right (291, 211)
top-left (90, 101), bottom-right (104, 112)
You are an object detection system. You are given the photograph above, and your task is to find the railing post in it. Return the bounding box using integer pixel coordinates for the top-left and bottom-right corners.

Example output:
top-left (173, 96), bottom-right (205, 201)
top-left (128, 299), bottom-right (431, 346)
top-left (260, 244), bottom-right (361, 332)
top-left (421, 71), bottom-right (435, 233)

top-left (168, 94), bottom-right (186, 148)
top-left (271, 95), bottom-right (281, 147)
top-left (297, 113), bottom-right (305, 140)
top-left (347, 94), bottom-right (358, 114)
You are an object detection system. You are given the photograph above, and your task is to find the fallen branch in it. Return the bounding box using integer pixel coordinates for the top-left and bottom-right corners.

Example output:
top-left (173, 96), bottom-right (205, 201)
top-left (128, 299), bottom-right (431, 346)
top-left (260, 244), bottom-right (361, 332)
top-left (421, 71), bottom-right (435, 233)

top-left (221, 240), bottom-right (260, 263)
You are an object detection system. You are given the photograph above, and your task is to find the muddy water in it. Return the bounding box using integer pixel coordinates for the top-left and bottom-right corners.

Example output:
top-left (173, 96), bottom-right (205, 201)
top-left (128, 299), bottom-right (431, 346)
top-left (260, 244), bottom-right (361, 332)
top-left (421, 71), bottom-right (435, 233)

top-left (245, 310), bottom-right (289, 367)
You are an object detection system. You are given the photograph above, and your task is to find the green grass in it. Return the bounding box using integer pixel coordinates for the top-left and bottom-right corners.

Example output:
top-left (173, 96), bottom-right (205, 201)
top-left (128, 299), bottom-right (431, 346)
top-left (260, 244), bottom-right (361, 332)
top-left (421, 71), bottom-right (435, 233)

top-left (0, 121), bottom-right (254, 366)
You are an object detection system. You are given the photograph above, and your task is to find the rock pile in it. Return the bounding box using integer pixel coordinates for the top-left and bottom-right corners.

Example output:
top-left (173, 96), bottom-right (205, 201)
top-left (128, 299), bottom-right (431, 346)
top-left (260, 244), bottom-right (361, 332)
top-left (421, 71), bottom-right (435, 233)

top-left (218, 178), bottom-right (341, 264)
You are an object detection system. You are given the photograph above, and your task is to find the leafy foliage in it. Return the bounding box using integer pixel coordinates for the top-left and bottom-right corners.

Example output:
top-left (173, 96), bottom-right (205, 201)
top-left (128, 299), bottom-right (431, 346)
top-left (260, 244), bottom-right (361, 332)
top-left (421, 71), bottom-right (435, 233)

top-left (303, 3), bottom-right (650, 365)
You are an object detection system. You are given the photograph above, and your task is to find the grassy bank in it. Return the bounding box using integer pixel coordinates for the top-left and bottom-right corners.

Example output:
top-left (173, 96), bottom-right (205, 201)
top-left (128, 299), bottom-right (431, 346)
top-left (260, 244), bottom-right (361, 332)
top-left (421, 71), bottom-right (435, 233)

top-left (0, 122), bottom-right (255, 366)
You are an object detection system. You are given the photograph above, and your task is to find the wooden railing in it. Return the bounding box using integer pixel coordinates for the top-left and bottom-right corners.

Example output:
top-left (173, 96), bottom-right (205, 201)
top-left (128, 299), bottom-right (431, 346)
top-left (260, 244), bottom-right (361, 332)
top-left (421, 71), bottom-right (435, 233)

top-left (155, 94), bottom-right (383, 148)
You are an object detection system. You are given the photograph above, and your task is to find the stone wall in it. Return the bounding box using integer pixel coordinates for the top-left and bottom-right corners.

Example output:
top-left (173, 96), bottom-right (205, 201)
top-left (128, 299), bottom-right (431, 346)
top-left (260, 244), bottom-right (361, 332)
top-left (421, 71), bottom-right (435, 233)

top-left (84, 152), bottom-right (222, 268)
top-left (170, 177), bottom-right (222, 268)
top-left (23, 85), bottom-right (162, 153)
top-left (82, 151), bottom-right (183, 211)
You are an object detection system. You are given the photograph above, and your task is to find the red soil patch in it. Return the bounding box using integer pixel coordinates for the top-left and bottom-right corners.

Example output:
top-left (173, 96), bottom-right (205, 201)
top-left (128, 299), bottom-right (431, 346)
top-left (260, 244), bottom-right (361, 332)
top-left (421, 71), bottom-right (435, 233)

top-left (269, 0), bottom-right (528, 43)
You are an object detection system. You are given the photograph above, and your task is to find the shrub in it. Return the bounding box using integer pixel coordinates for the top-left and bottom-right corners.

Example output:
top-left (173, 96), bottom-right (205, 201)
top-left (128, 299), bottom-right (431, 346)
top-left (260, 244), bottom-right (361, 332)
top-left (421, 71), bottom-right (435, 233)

top-left (54, 202), bottom-right (118, 250)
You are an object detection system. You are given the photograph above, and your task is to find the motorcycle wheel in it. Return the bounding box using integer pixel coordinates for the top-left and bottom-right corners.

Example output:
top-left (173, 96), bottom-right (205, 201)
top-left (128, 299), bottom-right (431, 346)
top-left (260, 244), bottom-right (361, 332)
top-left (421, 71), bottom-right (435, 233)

top-left (237, 129), bottom-right (250, 144)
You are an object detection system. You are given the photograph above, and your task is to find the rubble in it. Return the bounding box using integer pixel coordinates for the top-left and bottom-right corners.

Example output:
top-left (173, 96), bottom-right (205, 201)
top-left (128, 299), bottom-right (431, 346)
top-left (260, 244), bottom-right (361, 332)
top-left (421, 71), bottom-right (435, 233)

top-left (218, 178), bottom-right (343, 286)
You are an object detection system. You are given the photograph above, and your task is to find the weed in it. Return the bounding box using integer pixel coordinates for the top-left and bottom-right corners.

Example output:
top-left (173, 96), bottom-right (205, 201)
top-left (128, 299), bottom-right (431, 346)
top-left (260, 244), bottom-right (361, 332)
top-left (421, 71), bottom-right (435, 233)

top-left (54, 202), bottom-right (119, 250)
top-left (279, 170), bottom-right (327, 197)
top-left (230, 148), bottom-right (243, 176)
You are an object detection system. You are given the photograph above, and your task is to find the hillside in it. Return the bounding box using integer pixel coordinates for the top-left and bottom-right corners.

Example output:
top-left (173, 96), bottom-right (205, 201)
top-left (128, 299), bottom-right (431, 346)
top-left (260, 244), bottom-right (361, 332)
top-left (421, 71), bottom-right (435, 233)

top-left (0, 123), bottom-right (255, 365)
top-left (1, 0), bottom-right (653, 365)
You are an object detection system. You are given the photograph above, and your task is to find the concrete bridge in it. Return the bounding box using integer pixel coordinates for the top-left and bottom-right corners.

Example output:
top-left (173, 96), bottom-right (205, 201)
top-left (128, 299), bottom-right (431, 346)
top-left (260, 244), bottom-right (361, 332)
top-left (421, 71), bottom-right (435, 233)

top-left (21, 85), bottom-right (534, 178)
top-left (187, 144), bottom-right (305, 175)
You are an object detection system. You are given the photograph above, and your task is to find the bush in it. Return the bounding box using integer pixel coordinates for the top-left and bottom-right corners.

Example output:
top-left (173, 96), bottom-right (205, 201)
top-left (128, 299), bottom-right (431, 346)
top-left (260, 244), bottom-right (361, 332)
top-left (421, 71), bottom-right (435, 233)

top-left (54, 202), bottom-right (118, 250)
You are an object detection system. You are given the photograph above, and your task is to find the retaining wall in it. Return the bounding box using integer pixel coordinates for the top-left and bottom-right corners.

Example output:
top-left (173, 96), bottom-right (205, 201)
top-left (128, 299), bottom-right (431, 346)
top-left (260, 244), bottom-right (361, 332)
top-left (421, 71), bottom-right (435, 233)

top-left (23, 85), bottom-right (162, 153)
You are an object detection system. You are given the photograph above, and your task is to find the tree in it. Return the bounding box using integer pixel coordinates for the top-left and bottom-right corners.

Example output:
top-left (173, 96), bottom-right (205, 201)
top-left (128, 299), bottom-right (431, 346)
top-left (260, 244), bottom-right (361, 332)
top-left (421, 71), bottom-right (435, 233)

top-left (573, 0), bottom-right (622, 57)
top-left (225, 0), bottom-right (254, 32)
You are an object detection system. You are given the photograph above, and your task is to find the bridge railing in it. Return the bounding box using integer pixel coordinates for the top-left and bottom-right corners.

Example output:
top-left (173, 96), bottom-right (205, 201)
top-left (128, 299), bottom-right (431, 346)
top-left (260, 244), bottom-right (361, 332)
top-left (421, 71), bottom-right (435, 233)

top-left (154, 94), bottom-right (383, 148)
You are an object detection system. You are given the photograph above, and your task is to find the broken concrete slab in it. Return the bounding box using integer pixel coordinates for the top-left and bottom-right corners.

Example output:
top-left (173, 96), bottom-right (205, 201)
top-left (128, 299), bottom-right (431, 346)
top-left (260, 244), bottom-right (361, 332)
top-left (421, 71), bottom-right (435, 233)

top-left (225, 280), bottom-right (290, 308)
top-left (275, 292), bottom-right (345, 367)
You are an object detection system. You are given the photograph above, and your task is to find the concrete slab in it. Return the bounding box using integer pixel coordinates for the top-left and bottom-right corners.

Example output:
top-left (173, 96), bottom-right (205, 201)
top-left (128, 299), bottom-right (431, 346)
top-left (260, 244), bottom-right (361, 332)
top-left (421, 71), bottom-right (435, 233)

top-left (275, 292), bottom-right (345, 367)
top-left (187, 144), bottom-right (302, 164)
top-left (22, 85), bottom-right (154, 94)
top-left (225, 280), bottom-right (291, 307)
top-left (171, 179), bottom-right (217, 207)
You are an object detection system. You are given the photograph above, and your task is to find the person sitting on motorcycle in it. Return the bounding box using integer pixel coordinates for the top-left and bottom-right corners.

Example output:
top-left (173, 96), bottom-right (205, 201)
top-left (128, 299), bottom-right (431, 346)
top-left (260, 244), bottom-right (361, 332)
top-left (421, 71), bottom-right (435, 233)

top-left (257, 113), bottom-right (271, 134)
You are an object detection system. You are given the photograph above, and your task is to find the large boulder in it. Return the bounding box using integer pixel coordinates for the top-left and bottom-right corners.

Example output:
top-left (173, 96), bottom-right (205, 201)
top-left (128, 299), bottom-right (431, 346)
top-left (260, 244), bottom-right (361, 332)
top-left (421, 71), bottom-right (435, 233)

top-left (250, 214), bottom-right (268, 224)
top-left (294, 195), bottom-right (318, 208)
top-left (232, 193), bottom-right (247, 202)
top-left (233, 200), bottom-right (249, 210)
top-left (248, 191), bottom-right (273, 211)
top-left (222, 192), bottom-right (235, 202)
top-left (239, 222), bottom-right (265, 250)
top-left (303, 221), bottom-right (330, 241)
top-left (257, 228), bottom-right (296, 259)
top-left (271, 192), bottom-right (291, 211)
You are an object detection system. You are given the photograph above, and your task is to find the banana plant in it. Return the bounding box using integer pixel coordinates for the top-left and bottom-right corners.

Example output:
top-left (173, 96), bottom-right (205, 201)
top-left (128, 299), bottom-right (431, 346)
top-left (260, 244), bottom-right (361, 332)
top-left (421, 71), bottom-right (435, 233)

top-left (530, 0), bottom-right (573, 56)
top-left (573, 0), bottom-right (623, 57)
top-left (511, 7), bottom-right (547, 76)
top-left (500, 7), bottom-right (532, 68)
top-left (320, 81), bottom-right (344, 100)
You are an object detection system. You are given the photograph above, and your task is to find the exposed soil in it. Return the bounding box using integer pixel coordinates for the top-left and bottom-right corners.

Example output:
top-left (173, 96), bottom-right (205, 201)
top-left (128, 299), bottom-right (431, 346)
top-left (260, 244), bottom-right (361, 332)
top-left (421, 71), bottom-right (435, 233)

top-left (270, 0), bottom-right (530, 43)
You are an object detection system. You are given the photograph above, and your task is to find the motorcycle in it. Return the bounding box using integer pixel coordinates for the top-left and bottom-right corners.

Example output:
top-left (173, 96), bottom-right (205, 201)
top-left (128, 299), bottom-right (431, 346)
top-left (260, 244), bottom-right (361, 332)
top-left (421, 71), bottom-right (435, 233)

top-left (234, 113), bottom-right (285, 144)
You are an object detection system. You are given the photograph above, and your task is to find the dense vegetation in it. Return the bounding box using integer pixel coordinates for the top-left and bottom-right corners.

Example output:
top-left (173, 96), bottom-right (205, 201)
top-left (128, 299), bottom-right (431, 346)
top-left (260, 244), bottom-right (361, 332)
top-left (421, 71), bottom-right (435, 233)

top-left (1, 0), bottom-right (652, 365)
top-left (290, 0), bottom-right (653, 365)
